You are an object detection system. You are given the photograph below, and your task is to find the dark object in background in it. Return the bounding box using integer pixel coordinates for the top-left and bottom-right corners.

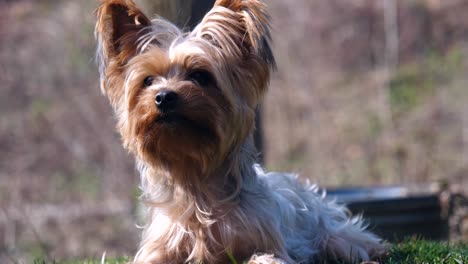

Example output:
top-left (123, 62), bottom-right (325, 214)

top-left (328, 185), bottom-right (450, 242)
top-left (189, 0), bottom-right (216, 29)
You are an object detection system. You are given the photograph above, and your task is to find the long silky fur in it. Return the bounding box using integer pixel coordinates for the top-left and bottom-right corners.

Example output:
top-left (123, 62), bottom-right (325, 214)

top-left (95, 0), bottom-right (385, 263)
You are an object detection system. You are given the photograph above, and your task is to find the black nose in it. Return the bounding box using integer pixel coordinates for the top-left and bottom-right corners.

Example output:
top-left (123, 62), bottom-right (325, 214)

top-left (155, 90), bottom-right (178, 112)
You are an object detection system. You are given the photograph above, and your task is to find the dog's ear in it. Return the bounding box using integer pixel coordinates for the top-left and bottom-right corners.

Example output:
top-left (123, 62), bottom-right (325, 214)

top-left (194, 0), bottom-right (275, 68)
top-left (95, 0), bottom-right (151, 107)
top-left (192, 0), bottom-right (275, 107)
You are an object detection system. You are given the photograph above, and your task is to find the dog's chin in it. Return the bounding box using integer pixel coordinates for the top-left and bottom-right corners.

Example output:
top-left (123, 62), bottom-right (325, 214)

top-left (153, 112), bottom-right (216, 138)
top-left (138, 112), bottom-right (222, 173)
top-left (155, 112), bottom-right (194, 128)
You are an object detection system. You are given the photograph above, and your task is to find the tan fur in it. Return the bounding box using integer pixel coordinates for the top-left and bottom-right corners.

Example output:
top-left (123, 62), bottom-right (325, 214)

top-left (95, 0), bottom-right (152, 108)
top-left (95, 0), bottom-right (384, 263)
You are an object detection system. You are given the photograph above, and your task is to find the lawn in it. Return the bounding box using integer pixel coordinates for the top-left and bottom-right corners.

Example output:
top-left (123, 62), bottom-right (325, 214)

top-left (30, 239), bottom-right (467, 264)
top-left (382, 239), bottom-right (467, 264)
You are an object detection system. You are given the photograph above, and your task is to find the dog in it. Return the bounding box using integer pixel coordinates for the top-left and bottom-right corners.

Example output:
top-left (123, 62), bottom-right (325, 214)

top-left (95, 0), bottom-right (384, 263)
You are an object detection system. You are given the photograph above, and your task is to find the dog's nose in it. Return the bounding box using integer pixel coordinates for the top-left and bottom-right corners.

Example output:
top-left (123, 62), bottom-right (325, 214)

top-left (155, 90), bottom-right (178, 112)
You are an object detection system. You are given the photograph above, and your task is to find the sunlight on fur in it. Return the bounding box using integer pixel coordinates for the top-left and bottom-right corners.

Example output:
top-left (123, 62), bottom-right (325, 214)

top-left (95, 0), bottom-right (385, 263)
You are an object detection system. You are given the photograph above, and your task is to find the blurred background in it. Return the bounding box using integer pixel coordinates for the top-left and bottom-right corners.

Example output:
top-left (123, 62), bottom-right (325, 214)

top-left (1, 0), bottom-right (468, 262)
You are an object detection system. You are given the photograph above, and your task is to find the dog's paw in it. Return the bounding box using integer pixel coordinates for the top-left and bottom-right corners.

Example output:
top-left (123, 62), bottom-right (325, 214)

top-left (247, 254), bottom-right (287, 264)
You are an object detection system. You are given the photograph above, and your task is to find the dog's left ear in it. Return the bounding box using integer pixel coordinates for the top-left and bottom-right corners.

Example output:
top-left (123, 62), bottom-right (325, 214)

top-left (194, 0), bottom-right (275, 68)
top-left (95, 0), bottom-right (151, 107)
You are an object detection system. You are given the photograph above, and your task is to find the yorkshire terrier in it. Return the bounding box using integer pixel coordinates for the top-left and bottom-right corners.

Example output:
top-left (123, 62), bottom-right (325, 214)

top-left (95, 0), bottom-right (384, 263)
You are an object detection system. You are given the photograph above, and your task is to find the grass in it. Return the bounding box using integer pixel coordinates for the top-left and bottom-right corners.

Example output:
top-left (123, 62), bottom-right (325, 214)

top-left (32, 257), bottom-right (130, 264)
top-left (383, 238), bottom-right (468, 264)
top-left (28, 239), bottom-right (468, 264)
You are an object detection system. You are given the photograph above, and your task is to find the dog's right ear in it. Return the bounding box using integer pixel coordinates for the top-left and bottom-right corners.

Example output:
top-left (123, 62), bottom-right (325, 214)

top-left (95, 0), bottom-right (151, 107)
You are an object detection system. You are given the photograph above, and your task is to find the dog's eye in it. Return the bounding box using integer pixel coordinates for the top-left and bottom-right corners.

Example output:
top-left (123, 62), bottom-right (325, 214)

top-left (187, 70), bottom-right (213, 87)
top-left (143, 76), bottom-right (154, 88)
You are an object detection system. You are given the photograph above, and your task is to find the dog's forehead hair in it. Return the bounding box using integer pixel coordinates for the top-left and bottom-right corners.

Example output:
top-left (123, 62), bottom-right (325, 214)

top-left (169, 41), bottom-right (206, 62)
top-left (131, 43), bottom-right (213, 80)
top-left (130, 47), bottom-right (171, 75)
top-left (168, 41), bottom-right (213, 73)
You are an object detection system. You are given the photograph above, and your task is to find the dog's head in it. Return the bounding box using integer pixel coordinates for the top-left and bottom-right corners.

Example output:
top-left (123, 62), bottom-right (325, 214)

top-left (95, 0), bottom-right (274, 179)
